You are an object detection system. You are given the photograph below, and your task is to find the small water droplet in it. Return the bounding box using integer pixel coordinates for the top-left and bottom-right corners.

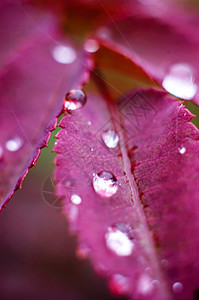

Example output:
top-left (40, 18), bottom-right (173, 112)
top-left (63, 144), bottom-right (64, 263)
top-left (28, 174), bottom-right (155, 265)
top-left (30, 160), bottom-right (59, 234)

top-left (71, 194), bottom-right (82, 205)
top-left (105, 227), bottom-right (134, 256)
top-left (52, 45), bottom-right (76, 64)
top-left (137, 275), bottom-right (154, 296)
top-left (102, 129), bottom-right (119, 149)
top-left (162, 63), bottom-right (197, 100)
top-left (87, 121), bottom-right (92, 126)
top-left (161, 259), bottom-right (169, 268)
top-left (172, 282), bottom-right (183, 293)
top-left (93, 171), bottom-right (118, 198)
top-left (178, 146), bottom-right (186, 154)
top-left (96, 27), bottom-right (111, 40)
top-left (109, 274), bottom-right (130, 295)
top-left (76, 243), bottom-right (91, 259)
top-left (91, 148), bottom-right (94, 152)
top-left (84, 39), bottom-right (99, 53)
top-left (66, 204), bottom-right (78, 222)
top-left (6, 136), bottom-right (23, 152)
top-left (65, 180), bottom-right (72, 187)
top-left (64, 89), bottom-right (87, 111)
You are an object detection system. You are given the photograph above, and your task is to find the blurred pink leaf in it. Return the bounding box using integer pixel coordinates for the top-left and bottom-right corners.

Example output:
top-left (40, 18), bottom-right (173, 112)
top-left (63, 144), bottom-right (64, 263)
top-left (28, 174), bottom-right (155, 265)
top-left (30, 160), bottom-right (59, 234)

top-left (0, 2), bottom-right (91, 209)
top-left (54, 88), bottom-right (199, 300)
top-left (94, 2), bottom-right (199, 104)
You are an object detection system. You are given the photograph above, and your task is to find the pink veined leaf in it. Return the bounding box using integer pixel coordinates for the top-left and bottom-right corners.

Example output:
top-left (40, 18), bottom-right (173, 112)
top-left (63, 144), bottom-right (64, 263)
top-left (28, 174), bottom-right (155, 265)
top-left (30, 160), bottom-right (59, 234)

top-left (94, 13), bottom-right (199, 104)
top-left (54, 88), bottom-right (199, 300)
top-left (0, 2), bottom-right (91, 209)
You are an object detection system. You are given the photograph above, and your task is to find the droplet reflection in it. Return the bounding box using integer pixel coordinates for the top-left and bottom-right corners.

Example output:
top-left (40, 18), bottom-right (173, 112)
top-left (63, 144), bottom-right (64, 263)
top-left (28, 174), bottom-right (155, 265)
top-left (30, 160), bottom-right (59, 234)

top-left (52, 45), bottom-right (76, 64)
top-left (64, 89), bottom-right (87, 112)
top-left (93, 171), bottom-right (118, 198)
top-left (105, 227), bottom-right (134, 256)
top-left (102, 129), bottom-right (119, 149)
top-left (6, 136), bottom-right (23, 152)
top-left (162, 63), bottom-right (197, 100)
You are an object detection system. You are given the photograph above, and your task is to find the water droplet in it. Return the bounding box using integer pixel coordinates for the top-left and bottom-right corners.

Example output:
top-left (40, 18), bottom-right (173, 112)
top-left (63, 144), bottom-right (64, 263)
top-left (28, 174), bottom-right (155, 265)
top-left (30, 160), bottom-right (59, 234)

top-left (71, 194), bottom-right (82, 205)
top-left (91, 148), bottom-right (94, 152)
top-left (102, 129), bottom-right (119, 149)
top-left (172, 282), bottom-right (183, 293)
top-left (96, 27), bottom-right (111, 40)
top-left (137, 275), bottom-right (154, 296)
top-left (6, 136), bottom-right (23, 152)
top-left (161, 259), bottom-right (169, 268)
top-left (64, 89), bottom-right (87, 111)
top-left (76, 243), bottom-right (91, 259)
top-left (178, 146), bottom-right (186, 154)
top-left (87, 121), bottom-right (92, 126)
top-left (52, 45), bottom-right (76, 64)
top-left (84, 39), bottom-right (99, 53)
top-left (109, 274), bottom-right (130, 295)
top-left (105, 227), bottom-right (134, 256)
top-left (66, 204), bottom-right (78, 222)
top-left (162, 63), bottom-right (197, 100)
top-left (93, 171), bottom-right (118, 198)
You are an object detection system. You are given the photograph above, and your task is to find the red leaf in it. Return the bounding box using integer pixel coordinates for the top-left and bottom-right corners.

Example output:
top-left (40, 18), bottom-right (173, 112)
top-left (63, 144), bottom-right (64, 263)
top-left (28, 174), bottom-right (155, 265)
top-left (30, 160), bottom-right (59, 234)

top-left (54, 88), bottom-right (199, 299)
top-left (0, 2), bottom-right (91, 209)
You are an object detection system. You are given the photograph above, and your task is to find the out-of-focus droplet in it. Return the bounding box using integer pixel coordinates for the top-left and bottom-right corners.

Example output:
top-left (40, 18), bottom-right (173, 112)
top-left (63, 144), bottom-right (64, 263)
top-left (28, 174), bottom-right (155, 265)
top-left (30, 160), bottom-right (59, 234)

top-left (52, 45), bottom-right (76, 64)
top-left (87, 121), bottom-right (92, 126)
top-left (93, 171), bottom-right (118, 198)
top-left (105, 227), bottom-right (134, 256)
top-left (109, 274), bottom-right (130, 295)
top-left (162, 63), bottom-right (197, 100)
top-left (161, 259), bottom-right (169, 268)
top-left (6, 136), bottom-right (23, 152)
top-left (84, 39), bottom-right (99, 53)
top-left (64, 89), bottom-right (87, 111)
top-left (178, 146), bottom-right (186, 154)
top-left (172, 282), bottom-right (183, 293)
top-left (76, 243), bottom-right (91, 259)
top-left (96, 27), bottom-right (111, 40)
top-left (66, 205), bottom-right (78, 222)
top-left (102, 129), bottom-right (119, 149)
top-left (137, 275), bottom-right (154, 296)
top-left (71, 194), bottom-right (82, 205)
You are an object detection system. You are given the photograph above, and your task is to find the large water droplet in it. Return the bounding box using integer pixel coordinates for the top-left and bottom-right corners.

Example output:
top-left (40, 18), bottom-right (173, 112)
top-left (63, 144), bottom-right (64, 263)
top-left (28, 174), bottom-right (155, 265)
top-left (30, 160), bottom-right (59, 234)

top-left (172, 282), bottom-right (183, 293)
top-left (64, 89), bottom-right (87, 111)
top-left (5, 136), bottom-right (23, 152)
top-left (93, 171), bottom-right (118, 198)
top-left (178, 145), bottom-right (186, 154)
top-left (52, 45), bottom-right (76, 64)
top-left (84, 39), bottom-right (99, 53)
top-left (105, 227), bottom-right (134, 256)
top-left (109, 274), bottom-right (130, 295)
top-left (162, 63), bottom-right (197, 100)
top-left (102, 129), bottom-right (119, 149)
top-left (71, 194), bottom-right (82, 205)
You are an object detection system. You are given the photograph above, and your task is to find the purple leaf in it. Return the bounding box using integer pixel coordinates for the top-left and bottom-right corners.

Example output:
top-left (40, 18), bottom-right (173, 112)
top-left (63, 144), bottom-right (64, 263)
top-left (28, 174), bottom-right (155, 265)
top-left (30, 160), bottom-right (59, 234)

top-left (54, 88), bottom-right (199, 299)
top-left (0, 2), bottom-right (91, 209)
